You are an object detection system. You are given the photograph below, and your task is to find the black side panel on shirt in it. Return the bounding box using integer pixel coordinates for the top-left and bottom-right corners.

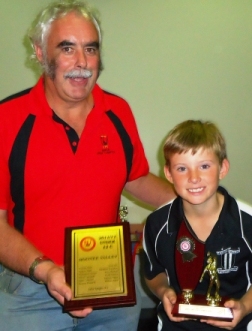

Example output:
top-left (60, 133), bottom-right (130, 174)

top-left (106, 110), bottom-right (133, 182)
top-left (8, 114), bottom-right (36, 232)
top-left (0, 88), bottom-right (32, 104)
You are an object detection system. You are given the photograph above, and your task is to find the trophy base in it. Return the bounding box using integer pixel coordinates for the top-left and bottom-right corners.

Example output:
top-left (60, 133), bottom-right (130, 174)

top-left (172, 294), bottom-right (233, 321)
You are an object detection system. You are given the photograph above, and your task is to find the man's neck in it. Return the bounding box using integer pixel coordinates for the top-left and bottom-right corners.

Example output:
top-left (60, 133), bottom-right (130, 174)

top-left (44, 77), bottom-right (94, 137)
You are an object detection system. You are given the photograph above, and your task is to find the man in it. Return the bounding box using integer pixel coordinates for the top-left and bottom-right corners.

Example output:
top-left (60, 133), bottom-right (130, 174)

top-left (0, 1), bottom-right (174, 330)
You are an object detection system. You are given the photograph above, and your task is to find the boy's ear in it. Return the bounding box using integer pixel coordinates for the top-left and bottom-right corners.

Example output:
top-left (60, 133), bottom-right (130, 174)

top-left (219, 158), bottom-right (230, 180)
top-left (164, 165), bottom-right (174, 184)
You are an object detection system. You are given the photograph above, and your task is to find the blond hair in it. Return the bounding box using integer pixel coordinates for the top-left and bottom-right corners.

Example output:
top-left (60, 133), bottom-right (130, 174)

top-left (163, 120), bottom-right (227, 166)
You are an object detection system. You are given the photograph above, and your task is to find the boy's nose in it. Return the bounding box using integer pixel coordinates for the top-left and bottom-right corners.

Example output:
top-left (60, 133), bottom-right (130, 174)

top-left (188, 170), bottom-right (201, 183)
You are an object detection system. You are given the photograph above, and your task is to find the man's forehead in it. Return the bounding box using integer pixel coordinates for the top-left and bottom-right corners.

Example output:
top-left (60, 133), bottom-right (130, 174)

top-left (48, 13), bottom-right (99, 40)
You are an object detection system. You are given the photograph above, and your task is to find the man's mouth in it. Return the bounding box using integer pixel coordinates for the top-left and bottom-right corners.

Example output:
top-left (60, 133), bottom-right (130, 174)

top-left (64, 69), bottom-right (92, 79)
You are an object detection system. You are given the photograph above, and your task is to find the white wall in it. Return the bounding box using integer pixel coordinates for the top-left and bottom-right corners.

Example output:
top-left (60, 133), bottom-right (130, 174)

top-left (1, 0), bottom-right (252, 223)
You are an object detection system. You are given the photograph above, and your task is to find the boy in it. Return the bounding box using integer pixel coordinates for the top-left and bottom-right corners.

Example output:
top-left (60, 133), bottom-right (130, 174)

top-left (143, 120), bottom-right (252, 330)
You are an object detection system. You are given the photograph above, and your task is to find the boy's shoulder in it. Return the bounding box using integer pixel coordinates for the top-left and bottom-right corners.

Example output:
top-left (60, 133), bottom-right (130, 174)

top-left (149, 199), bottom-right (175, 218)
top-left (236, 199), bottom-right (252, 217)
top-left (145, 198), bottom-right (178, 231)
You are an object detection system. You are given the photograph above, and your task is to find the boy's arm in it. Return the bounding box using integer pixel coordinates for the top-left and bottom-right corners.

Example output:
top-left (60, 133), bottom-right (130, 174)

top-left (239, 285), bottom-right (252, 317)
top-left (145, 273), bottom-right (186, 322)
top-left (201, 286), bottom-right (252, 329)
top-left (145, 272), bottom-right (175, 302)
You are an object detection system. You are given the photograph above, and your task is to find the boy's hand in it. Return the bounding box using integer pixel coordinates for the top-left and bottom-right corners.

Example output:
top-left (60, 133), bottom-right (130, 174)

top-left (200, 299), bottom-right (245, 330)
top-left (162, 288), bottom-right (189, 322)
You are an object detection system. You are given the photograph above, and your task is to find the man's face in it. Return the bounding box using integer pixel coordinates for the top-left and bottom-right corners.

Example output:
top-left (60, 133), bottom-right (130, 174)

top-left (36, 12), bottom-right (101, 104)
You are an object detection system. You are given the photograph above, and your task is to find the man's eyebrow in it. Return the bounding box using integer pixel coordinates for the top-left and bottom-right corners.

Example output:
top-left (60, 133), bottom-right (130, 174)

top-left (85, 41), bottom-right (100, 49)
top-left (56, 40), bottom-right (100, 49)
top-left (57, 40), bottom-right (75, 48)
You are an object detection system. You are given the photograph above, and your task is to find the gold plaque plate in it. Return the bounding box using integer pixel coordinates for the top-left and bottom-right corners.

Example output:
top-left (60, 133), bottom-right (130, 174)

top-left (64, 222), bottom-right (136, 311)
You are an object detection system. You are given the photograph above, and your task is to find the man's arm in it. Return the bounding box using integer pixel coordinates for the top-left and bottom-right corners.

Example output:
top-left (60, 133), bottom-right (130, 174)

top-left (124, 172), bottom-right (175, 208)
top-left (0, 209), bottom-right (43, 275)
top-left (0, 209), bottom-right (92, 317)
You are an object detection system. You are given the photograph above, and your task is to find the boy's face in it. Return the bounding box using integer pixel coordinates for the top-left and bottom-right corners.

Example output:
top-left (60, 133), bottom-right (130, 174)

top-left (164, 148), bottom-right (229, 208)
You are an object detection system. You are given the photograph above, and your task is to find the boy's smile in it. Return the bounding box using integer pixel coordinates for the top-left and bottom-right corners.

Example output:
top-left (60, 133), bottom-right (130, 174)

top-left (164, 148), bottom-right (229, 210)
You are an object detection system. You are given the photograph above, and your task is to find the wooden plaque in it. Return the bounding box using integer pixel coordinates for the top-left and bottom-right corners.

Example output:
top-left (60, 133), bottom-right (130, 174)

top-left (64, 222), bottom-right (136, 311)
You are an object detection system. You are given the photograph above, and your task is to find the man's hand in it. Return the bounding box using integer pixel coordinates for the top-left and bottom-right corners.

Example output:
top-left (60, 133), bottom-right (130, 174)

top-left (43, 263), bottom-right (93, 318)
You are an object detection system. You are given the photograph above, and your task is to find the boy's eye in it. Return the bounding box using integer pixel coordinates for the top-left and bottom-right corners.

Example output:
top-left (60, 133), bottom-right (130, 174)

top-left (201, 164), bottom-right (210, 169)
top-left (177, 166), bottom-right (186, 172)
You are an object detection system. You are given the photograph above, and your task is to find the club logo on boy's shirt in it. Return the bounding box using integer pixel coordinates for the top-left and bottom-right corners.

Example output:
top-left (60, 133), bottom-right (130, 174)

top-left (176, 236), bottom-right (197, 262)
top-left (98, 135), bottom-right (115, 154)
top-left (216, 247), bottom-right (240, 274)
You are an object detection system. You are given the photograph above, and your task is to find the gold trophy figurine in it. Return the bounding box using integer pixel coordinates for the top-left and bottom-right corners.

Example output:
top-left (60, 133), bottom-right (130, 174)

top-left (200, 252), bottom-right (221, 306)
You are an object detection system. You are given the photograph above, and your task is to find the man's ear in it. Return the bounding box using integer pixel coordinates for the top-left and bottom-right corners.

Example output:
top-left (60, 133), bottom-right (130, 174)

top-left (219, 158), bottom-right (230, 180)
top-left (34, 44), bottom-right (44, 64)
top-left (164, 165), bottom-right (174, 184)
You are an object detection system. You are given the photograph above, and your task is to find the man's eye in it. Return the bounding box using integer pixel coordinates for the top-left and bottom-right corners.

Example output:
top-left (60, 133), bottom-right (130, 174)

top-left (177, 167), bottom-right (186, 172)
top-left (62, 47), bottom-right (73, 53)
top-left (85, 47), bottom-right (97, 54)
top-left (201, 164), bottom-right (210, 169)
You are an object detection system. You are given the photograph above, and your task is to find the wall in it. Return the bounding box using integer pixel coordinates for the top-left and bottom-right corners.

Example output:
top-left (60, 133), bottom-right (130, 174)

top-left (1, 0), bottom-right (252, 223)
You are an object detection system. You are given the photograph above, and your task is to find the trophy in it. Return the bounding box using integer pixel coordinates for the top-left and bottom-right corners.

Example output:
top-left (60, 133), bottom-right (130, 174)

top-left (63, 205), bottom-right (136, 311)
top-left (119, 205), bottom-right (128, 222)
top-left (172, 251), bottom-right (233, 321)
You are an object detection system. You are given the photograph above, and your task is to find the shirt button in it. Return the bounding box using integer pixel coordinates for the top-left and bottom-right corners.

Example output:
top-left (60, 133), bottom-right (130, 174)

top-left (65, 126), bottom-right (70, 131)
top-left (72, 141), bottom-right (77, 147)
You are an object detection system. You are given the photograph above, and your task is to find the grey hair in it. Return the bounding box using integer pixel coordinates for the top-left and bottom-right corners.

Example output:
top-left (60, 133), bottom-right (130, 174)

top-left (28, 0), bottom-right (102, 59)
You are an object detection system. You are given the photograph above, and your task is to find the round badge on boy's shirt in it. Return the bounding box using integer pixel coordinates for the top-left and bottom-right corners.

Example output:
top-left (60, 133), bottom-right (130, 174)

top-left (176, 236), bottom-right (196, 262)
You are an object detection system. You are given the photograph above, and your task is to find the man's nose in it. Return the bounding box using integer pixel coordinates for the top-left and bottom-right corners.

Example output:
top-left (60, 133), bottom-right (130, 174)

top-left (76, 49), bottom-right (87, 68)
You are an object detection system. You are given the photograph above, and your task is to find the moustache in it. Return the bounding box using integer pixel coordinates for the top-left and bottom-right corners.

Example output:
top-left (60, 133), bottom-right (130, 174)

top-left (64, 69), bottom-right (93, 79)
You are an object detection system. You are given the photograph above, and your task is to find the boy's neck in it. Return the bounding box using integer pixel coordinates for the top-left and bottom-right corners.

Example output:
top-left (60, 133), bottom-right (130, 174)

top-left (183, 192), bottom-right (224, 242)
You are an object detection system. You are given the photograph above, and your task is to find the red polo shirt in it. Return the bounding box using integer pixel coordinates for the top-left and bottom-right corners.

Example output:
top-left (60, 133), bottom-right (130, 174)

top-left (0, 77), bottom-right (149, 264)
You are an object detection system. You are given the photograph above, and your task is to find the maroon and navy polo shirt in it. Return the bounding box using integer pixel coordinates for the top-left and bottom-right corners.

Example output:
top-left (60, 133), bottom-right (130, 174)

top-left (0, 77), bottom-right (149, 265)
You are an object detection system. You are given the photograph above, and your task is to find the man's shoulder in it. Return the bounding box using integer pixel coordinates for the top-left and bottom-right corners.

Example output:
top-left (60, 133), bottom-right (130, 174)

top-left (0, 87), bottom-right (32, 106)
top-left (94, 85), bottom-right (139, 130)
top-left (103, 89), bottom-right (128, 103)
top-left (95, 85), bottom-right (131, 110)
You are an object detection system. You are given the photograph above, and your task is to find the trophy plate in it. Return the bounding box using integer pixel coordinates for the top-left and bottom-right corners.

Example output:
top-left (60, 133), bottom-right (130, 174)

top-left (64, 222), bottom-right (136, 311)
top-left (172, 293), bottom-right (233, 321)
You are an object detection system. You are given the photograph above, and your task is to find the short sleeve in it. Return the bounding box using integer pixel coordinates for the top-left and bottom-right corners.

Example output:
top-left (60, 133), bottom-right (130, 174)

top-left (142, 216), bottom-right (166, 280)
